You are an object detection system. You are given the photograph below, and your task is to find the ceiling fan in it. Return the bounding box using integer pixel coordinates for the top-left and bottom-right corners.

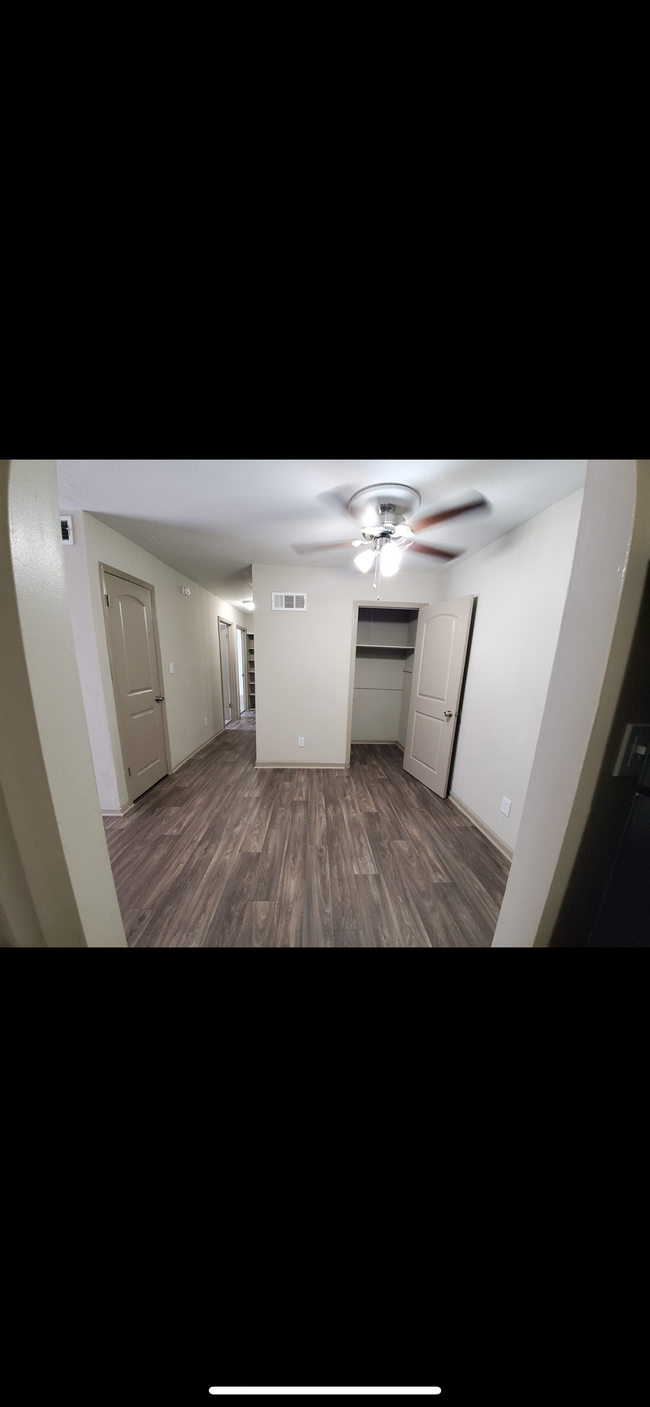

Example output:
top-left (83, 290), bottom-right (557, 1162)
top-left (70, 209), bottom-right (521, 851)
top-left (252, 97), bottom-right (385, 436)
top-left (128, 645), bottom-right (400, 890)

top-left (292, 482), bottom-right (490, 580)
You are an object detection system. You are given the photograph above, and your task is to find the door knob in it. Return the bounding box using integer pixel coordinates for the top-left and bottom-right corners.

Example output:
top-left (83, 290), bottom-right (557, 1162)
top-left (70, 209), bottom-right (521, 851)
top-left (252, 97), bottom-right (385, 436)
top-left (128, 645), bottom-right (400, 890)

top-left (156, 696), bottom-right (165, 702)
top-left (444, 710), bottom-right (453, 720)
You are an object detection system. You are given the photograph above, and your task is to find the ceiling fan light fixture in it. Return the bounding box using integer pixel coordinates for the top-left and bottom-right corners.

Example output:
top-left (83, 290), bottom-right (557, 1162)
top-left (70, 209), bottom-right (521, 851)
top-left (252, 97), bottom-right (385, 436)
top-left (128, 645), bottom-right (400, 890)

top-left (355, 549), bottom-right (376, 573)
top-left (380, 543), bottom-right (401, 576)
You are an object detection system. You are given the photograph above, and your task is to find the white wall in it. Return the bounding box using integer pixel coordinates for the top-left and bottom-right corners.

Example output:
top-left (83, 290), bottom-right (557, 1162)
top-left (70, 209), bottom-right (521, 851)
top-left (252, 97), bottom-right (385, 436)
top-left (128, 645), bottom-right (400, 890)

top-left (493, 461), bottom-right (650, 947)
top-left (443, 490), bottom-right (584, 852)
top-left (252, 565), bottom-right (439, 766)
top-left (64, 511), bottom-right (246, 812)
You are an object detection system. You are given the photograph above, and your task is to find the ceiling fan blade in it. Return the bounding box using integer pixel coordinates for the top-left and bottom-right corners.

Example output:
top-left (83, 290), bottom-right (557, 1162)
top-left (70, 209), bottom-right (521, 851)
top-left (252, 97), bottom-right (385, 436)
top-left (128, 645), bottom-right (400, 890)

top-left (410, 494), bottom-right (489, 534)
top-left (291, 540), bottom-right (356, 554)
top-left (408, 541), bottom-right (461, 561)
top-left (314, 485), bottom-right (360, 526)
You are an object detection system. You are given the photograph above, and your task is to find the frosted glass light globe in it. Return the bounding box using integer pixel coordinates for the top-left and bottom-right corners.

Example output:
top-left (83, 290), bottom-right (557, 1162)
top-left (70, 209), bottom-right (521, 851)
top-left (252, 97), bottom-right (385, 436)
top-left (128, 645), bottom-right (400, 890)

top-left (380, 544), bottom-right (401, 576)
top-left (354, 549), bottom-right (375, 573)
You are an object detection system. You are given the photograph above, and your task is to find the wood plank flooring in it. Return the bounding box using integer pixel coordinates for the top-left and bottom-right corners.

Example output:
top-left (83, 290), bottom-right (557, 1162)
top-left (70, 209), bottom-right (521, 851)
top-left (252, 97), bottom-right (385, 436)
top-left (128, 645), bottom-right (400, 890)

top-left (103, 713), bottom-right (510, 947)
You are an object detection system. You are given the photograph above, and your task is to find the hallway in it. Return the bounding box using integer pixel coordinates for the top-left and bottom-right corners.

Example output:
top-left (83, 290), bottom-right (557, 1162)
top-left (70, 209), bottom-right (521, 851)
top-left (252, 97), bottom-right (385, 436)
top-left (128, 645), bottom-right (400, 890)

top-left (103, 715), bottom-right (509, 947)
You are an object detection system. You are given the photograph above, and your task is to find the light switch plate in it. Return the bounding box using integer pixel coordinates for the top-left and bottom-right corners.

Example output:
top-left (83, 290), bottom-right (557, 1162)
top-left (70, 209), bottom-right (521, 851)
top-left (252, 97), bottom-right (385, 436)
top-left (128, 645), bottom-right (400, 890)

top-left (169, 663), bottom-right (175, 673)
top-left (298, 737), bottom-right (304, 747)
top-left (613, 723), bottom-right (650, 777)
top-left (501, 797), bottom-right (512, 817)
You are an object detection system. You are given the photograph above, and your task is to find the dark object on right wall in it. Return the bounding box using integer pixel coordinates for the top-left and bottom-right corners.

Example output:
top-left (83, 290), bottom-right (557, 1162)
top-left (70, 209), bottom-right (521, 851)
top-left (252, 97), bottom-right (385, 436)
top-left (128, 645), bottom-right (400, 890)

top-left (587, 792), bottom-right (650, 946)
top-left (550, 562), bottom-right (650, 947)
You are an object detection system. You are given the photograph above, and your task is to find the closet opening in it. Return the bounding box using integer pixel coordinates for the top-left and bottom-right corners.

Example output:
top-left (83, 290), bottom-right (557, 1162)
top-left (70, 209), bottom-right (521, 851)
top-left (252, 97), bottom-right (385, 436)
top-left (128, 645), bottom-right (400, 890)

top-left (345, 602), bottom-right (428, 766)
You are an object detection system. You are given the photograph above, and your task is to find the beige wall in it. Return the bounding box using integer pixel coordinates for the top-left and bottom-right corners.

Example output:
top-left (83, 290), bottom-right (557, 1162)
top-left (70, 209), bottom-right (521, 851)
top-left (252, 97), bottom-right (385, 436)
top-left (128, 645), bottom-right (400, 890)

top-left (0, 776), bottom-right (45, 947)
top-left (64, 512), bottom-right (246, 812)
top-left (443, 490), bottom-right (584, 851)
top-left (0, 460), bottom-right (126, 947)
top-left (493, 460), bottom-right (650, 947)
top-left (252, 564), bottom-right (439, 766)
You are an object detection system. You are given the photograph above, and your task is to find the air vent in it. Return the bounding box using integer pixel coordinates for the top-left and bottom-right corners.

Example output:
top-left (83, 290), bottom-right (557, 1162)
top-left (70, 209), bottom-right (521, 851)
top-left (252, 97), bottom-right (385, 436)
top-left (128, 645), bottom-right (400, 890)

top-left (272, 592), bottom-right (307, 611)
top-left (60, 516), bottom-right (74, 545)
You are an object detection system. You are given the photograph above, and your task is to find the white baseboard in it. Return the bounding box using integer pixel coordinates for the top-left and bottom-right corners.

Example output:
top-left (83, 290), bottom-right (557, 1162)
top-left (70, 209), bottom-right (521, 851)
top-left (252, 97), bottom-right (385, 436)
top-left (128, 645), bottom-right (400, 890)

top-left (352, 739), bottom-right (400, 745)
top-left (255, 762), bottom-right (348, 770)
top-left (102, 801), bottom-right (133, 818)
top-left (448, 792), bottom-right (514, 862)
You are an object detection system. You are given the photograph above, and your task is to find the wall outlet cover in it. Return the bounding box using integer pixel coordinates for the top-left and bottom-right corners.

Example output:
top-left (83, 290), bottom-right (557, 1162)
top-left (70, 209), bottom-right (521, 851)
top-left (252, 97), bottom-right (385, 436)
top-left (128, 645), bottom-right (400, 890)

top-left (298, 737), bottom-right (305, 747)
top-left (169, 663), bottom-right (175, 673)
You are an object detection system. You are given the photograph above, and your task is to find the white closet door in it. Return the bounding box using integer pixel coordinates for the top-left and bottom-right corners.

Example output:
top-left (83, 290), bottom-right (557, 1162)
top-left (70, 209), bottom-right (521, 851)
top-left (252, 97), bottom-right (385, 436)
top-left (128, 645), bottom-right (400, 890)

top-left (403, 595), bottom-right (475, 798)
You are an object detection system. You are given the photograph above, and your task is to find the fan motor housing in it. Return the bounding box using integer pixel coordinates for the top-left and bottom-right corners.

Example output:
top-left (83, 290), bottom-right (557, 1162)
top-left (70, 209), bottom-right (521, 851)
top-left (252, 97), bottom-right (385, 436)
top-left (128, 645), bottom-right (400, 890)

top-left (347, 482), bottom-right (421, 528)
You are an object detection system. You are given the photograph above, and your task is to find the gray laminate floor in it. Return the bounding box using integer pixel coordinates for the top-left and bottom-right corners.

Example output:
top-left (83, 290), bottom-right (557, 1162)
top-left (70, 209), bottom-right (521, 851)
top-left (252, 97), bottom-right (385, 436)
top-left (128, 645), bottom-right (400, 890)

top-left (103, 713), bottom-right (509, 947)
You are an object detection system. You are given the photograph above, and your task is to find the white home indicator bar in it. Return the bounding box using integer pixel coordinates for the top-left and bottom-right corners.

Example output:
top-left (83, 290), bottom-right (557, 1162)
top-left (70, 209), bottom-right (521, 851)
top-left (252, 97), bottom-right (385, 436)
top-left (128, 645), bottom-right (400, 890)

top-left (208, 1392), bottom-right (441, 1397)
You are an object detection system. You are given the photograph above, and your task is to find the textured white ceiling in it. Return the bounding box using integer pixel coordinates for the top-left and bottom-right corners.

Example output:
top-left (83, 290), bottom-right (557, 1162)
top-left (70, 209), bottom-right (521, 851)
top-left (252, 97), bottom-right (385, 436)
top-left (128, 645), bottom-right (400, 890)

top-left (57, 459), bottom-right (587, 604)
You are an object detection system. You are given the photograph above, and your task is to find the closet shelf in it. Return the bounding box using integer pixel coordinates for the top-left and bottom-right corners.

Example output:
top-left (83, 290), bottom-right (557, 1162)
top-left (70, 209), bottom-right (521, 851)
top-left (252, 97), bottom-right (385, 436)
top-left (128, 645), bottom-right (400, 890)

top-left (246, 633), bottom-right (255, 710)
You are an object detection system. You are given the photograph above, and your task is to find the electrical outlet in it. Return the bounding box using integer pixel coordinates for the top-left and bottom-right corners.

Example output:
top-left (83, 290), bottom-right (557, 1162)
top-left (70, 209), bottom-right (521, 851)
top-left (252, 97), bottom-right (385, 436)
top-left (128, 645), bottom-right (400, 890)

top-left (204, 718), bottom-right (208, 727)
top-left (169, 663), bottom-right (175, 673)
top-left (501, 797), bottom-right (512, 817)
top-left (298, 737), bottom-right (305, 747)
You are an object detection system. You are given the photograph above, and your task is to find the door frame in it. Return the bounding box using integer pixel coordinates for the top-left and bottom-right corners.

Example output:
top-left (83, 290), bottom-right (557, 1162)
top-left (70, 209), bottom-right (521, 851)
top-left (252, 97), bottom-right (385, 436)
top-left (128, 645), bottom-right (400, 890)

top-left (218, 616), bottom-right (239, 724)
top-left (236, 625), bottom-right (247, 713)
top-left (345, 600), bottom-right (430, 767)
top-left (99, 564), bottom-right (172, 797)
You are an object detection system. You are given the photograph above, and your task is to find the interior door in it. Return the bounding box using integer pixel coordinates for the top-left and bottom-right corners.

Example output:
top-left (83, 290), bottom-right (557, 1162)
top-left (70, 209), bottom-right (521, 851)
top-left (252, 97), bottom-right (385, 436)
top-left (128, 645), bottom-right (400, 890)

top-left (103, 572), bottom-right (169, 802)
top-left (403, 594), bottom-right (475, 798)
top-left (219, 620), bottom-right (232, 723)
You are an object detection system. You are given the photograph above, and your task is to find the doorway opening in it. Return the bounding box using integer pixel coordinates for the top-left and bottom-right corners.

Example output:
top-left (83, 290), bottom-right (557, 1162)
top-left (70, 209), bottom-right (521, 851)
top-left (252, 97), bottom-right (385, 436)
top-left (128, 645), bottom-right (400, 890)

top-left (219, 618), bottom-right (244, 725)
top-left (246, 631), bottom-right (255, 710)
top-left (351, 608), bottom-right (419, 749)
top-left (236, 626), bottom-right (246, 714)
top-left (346, 595), bottom-right (476, 801)
top-left (219, 619), bottom-right (233, 723)
top-left (346, 601), bottom-right (427, 766)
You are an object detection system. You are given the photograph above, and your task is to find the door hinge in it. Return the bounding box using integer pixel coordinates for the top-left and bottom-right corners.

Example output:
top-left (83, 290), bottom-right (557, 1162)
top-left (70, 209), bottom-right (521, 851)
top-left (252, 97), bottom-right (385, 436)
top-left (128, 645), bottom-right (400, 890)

top-left (105, 593), bottom-right (110, 607)
top-left (128, 767), bottom-right (131, 776)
